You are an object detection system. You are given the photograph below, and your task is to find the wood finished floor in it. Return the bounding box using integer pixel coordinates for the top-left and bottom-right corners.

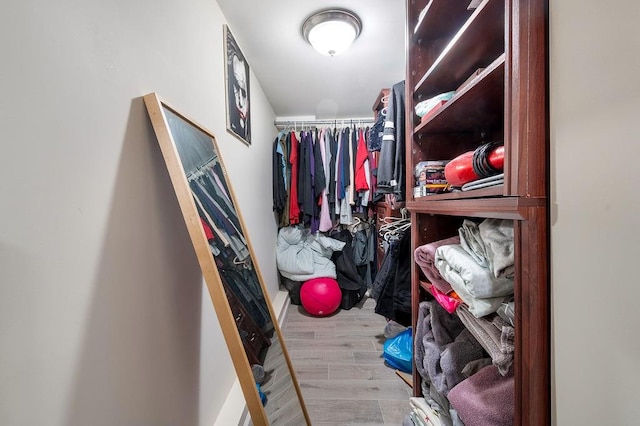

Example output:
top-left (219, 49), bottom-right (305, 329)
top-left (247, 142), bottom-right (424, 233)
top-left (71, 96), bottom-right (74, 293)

top-left (282, 297), bottom-right (411, 425)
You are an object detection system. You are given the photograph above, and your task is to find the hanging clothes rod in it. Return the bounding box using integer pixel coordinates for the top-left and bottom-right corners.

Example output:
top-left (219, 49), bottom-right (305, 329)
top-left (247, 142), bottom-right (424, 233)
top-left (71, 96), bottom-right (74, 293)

top-left (274, 117), bottom-right (375, 129)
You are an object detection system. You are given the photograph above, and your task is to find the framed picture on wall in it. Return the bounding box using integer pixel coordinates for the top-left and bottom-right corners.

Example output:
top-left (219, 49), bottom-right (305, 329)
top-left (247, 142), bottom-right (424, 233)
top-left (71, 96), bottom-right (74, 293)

top-left (224, 24), bottom-right (251, 146)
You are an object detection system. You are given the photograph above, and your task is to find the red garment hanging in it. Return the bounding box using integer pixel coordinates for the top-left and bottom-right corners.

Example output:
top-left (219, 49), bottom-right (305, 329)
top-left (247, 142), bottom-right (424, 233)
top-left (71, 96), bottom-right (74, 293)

top-left (288, 131), bottom-right (301, 224)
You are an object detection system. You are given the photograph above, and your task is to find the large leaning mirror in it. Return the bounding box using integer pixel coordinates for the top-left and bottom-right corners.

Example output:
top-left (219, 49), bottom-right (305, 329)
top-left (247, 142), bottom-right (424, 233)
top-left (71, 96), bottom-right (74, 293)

top-left (143, 93), bottom-right (310, 426)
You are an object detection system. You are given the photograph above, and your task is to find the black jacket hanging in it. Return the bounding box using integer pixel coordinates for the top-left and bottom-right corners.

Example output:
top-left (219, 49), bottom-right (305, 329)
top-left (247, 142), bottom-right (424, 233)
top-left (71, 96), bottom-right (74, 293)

top-left (373, 228), bottom-right (412, 326)
top-left (272, 136), bottom-right (286, 221)
top-left (329, 229), bottom-right (366, 310)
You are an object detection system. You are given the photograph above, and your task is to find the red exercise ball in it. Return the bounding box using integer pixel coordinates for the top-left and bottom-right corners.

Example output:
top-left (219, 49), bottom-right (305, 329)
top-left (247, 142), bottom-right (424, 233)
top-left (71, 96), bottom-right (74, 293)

top-left (300, 277), bottom-right (342, 317)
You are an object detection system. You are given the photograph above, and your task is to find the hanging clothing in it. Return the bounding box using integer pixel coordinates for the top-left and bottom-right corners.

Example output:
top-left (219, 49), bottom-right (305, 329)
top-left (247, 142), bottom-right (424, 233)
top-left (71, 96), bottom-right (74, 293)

top-left (312, 129), bottom-right (326, 233)
top-left (368, 112), bottom-right (385, 151)
top-left (329, 228), bottom-right (367, 310)
top-left (298, 130), bottom-right (314, 227)
top-left (355, 127), bottom-right (370, 193)
top-left (273, 124), bottom-right (377, 229)
top-left (372, 227), bottom-right (412, 326)
top-left (349, 126), bottom-right (357, 206)
top-left (328, 129), bottom-right (338, 219)
top-left (272, 136), bottom-right (287, 221)
top-left (288, 131), bottom-right (301, 225)
top-left (318, 128), bottom-right (332, 232)
top-left (377, 80), bottom-right (406, 200)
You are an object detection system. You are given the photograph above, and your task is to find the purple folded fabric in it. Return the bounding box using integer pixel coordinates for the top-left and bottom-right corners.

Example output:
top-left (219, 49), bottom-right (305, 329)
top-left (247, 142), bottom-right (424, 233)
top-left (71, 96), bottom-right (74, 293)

top-left (448, 365), bottom-right (514, 426)
top-left (414, 236), bottom-right (460, 294)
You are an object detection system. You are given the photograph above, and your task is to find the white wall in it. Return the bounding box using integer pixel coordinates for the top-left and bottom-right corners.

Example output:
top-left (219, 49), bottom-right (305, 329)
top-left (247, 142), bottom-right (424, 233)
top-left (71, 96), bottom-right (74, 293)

top-left (0, 0), bottom-right (279, 425)
top-left (550, 1), bottom-right (640, 424)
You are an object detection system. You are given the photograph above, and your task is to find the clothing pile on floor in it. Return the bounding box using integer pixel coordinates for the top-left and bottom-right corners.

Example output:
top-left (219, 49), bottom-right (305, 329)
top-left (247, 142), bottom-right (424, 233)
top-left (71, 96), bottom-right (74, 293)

top-left (275, 223), bottom-right (376, 310)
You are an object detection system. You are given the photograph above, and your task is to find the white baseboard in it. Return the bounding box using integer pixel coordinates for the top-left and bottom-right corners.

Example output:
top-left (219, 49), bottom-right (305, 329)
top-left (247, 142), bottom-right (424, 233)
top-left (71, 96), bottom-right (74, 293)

top-left (214, 289), bottom-right (291, 426)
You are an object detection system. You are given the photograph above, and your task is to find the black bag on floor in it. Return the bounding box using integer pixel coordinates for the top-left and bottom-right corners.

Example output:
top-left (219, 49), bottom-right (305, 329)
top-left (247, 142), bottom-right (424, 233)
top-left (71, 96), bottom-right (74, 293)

top-left (280, 274), bottom-right (303, 305)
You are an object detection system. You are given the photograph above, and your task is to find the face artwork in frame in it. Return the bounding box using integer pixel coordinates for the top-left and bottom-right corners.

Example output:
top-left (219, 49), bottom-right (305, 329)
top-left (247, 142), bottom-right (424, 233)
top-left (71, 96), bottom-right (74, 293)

top-left (143, 93), bottom-right (309, 426)
top-left (224, 25), bottom-right (251, 145)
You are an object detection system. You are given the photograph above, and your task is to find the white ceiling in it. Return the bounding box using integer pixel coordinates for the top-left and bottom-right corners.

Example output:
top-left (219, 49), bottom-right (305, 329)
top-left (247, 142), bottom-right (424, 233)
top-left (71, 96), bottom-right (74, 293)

top-left (216, 0), bottom-right (406, 120)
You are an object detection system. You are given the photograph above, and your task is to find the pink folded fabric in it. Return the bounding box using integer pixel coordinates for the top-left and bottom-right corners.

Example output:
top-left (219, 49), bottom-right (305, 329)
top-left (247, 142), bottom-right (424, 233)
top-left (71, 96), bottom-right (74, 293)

top-left (414, 236), bottom-right (460, 293)
top-left (430, 284), bottom-right (461, 313)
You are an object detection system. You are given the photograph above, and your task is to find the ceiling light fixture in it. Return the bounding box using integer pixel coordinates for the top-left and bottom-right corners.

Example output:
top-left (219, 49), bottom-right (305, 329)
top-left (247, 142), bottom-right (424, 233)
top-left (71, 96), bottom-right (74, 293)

top-left (302, 8), bottom-right (362, 57)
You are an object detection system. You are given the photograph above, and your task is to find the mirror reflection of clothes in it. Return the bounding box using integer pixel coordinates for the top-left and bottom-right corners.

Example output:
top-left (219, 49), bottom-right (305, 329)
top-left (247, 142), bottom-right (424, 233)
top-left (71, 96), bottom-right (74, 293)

top-left (190, 170), bottom-right (249, 262)
top-left (219, 261), bottom-right (273, 336)
top-left (189, 159), bottom-right (272, 337)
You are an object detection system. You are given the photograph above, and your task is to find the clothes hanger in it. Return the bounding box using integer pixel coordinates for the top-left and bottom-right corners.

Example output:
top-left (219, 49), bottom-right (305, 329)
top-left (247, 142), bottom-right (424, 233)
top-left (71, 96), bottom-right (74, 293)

top-left (381, 215), bottom-right (409, 225)
top-left (378, 216), bottom-right (411, 238)
top-left (347, 216), bottom-right (365, 234)
top-left (379, 219), bottom-right (411, 242)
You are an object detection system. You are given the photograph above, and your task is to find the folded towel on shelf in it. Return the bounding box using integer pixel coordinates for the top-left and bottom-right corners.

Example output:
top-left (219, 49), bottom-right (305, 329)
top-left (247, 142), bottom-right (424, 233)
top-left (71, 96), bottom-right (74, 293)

top-left (448, 365), bottom-right (515, 426)
top-left (414, 301), bottom-right (432, 382)
top-left (461, 358), bottom-right (493, 378)
top-left (414, 236), bottom-right (461, 294)
top-left (456, 305), bottom-right (515, 375)
top-left (418, 301), bottom-right (485, 396)
top-left (479, 218), bottom-right (515, 279)
top-left (429, 284), bottom-right (462, 314)
top-left (458, 219), bottom-right (489, 269)
top-left (435, 244), bottom-right (513, 317)
top-left (497, 299), bottom-right (515, 326)
top-left (410, 397), bottom-right (445, 426)
top-left (458, 218), bottom-right (515, 279)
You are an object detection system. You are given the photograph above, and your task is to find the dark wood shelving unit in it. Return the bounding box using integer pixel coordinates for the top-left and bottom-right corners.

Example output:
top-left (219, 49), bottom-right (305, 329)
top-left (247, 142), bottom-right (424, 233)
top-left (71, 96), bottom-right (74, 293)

top-left (405, 0), bottom-right (549, 425)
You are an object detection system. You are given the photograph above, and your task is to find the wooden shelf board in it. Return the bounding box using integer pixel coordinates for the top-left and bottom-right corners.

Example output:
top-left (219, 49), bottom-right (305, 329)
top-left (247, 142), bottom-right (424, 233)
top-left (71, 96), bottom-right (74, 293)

top-left (372, 88), bottom-right (390, 112)
top-left (407, 195), bottom-right (545, 220)
top-left (419, 280), bottom-right (433, 293)
top-left (413, 0), bottom-right (473, 43)
top-left (414, 54), bottom-right (505, 135)
top-left (414, 0), bottom-right (505, 99)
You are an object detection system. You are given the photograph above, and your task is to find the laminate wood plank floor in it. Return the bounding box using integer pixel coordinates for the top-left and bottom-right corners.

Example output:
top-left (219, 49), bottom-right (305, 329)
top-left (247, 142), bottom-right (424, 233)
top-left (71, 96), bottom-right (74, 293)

top-left (282, 297), bottom-right (411, 425)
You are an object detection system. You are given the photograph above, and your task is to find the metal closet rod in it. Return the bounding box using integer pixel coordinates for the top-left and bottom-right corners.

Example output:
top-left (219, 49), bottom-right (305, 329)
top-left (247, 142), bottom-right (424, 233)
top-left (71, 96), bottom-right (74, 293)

top-left (274, 117), bottom-right (375, 129)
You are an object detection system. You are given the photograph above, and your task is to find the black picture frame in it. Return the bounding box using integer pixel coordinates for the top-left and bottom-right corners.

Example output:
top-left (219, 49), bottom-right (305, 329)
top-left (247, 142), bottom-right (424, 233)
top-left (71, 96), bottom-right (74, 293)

top-left (224, 25), bottom-right (251, 145)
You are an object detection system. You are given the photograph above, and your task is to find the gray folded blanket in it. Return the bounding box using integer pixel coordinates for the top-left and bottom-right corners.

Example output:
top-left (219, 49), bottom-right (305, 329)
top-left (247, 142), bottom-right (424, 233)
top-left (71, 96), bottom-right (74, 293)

top-left (414, 236), bottom-right (461, 294)
top-left (480, 218), bottom-right (514, 279)
top-left (456, 305), bottom-right (514, 375)
top-left (458, 218), bottom-right (515, 279)
top-left (448, 365), bottom-right (514, 426)
top-left (416, 301), bottom-right (485, 396)
top-left (414, 301), bottom-right (432, 382)
top-left (458, 219), bottom-right (489, 268)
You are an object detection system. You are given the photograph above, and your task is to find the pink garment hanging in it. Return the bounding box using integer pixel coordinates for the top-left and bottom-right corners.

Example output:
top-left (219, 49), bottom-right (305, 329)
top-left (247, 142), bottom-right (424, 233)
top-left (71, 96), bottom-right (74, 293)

top-left (355, 128), bottom-right (370, 192)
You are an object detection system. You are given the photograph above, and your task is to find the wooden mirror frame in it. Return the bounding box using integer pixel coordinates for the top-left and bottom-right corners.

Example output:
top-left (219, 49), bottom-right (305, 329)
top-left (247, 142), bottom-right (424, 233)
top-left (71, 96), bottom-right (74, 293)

top-left (143, 93), bottom-right (310, 426)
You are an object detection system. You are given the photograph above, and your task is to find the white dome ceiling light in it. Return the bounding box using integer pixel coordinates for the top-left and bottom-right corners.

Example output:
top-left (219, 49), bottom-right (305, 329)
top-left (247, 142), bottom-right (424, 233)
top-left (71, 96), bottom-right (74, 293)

top-left (302, 9), bottom-right (362, 57)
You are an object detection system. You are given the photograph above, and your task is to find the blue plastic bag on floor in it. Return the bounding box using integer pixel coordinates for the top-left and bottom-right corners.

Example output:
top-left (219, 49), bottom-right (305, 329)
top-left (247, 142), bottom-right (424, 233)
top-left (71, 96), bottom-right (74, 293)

top-left (383, 327), bottom-right (412, 374)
